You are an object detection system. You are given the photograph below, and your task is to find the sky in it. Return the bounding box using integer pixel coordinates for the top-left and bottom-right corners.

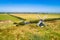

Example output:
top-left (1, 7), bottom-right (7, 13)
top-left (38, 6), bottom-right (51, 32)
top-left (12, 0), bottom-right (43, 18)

top-left (0, 0), bottom-right (60, 13)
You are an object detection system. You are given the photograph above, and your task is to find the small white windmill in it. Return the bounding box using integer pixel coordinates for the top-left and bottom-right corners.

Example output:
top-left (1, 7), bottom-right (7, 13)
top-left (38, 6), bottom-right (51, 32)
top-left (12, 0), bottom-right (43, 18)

top-left (37, 15), bottom-right (47, 27)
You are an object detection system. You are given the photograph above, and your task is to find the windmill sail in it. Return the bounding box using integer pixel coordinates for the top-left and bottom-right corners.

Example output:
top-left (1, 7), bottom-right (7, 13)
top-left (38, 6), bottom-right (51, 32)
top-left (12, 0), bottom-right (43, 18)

top-left (37, 14), bottom-right (47, 27)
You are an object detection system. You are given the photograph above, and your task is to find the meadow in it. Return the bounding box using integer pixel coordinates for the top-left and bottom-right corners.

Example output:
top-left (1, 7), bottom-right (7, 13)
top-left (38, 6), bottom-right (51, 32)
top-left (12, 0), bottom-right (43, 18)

top-left (0, 14), bottom-right (20, 22)
top-left (12, 14), bottom-right (60, 21)
top-left (0, 13), bottom-right (60, 40)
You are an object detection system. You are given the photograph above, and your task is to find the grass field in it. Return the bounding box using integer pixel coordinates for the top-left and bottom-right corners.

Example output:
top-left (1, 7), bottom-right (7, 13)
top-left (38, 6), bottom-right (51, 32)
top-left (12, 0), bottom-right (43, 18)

top-left (0, 13), bottom-right (60, 40)
top-left (0, 14), bottom-right (20, 22)
top-left (12, 14), bottom-right (60, 21)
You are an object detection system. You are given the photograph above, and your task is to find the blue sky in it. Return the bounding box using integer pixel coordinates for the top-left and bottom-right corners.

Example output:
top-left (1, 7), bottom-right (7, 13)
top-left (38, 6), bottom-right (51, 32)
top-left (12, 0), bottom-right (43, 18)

top-left (0, 0), bottom-right (60, 13)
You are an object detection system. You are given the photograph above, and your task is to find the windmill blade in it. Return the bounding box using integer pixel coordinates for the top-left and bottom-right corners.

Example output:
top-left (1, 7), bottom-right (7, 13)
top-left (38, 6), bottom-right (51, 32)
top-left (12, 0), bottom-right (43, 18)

top-left (43, 15), bottom-right (48, 20)
top-left (37, 14), bottom-right (48, 21)
top-left (37, 15), bottom-right (42, 19)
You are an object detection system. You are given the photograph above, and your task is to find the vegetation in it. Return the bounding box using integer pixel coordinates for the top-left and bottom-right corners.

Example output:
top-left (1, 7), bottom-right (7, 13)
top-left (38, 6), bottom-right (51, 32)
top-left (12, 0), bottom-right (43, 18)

top-left (12, 14), bottom-right (60, 21)
top-left (0, 14), bottom-right (20, 22)
top-left (0, 13), bottom-right (60, 40)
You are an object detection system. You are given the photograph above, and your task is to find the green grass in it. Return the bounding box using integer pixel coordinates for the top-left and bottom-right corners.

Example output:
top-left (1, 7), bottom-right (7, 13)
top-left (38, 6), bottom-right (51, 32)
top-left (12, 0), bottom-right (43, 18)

top-left (0, 14), bottom-right (60, 40)
top-left (0, 14), bottom-right (20, 22)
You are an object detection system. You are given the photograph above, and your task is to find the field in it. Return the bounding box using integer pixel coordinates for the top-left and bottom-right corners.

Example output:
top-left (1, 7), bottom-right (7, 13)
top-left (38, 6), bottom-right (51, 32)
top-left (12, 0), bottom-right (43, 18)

top-left (0, 14), bottom-right (20, 22)
top-left (0, 13), bottom-right (60, 40)
top-left (12, 14), bottom-right (60, 21)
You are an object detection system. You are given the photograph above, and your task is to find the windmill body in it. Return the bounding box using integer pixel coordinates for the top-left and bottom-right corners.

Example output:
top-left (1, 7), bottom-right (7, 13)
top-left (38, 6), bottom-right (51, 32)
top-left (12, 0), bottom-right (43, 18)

top-left (37, 19), bottom-right (45, 27)
top-left (37, 15), bottom-right (47, 27)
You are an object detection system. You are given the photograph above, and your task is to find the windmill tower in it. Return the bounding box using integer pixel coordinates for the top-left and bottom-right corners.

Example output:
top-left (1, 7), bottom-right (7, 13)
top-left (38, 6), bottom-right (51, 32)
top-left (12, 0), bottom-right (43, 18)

top-left (37, 15), bottom-right (47, 27)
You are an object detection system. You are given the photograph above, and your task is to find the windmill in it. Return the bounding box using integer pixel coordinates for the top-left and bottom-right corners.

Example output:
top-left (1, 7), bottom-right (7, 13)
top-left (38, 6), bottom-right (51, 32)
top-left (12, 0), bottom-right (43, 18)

top-left (37, 14), bottom-right (47, 27)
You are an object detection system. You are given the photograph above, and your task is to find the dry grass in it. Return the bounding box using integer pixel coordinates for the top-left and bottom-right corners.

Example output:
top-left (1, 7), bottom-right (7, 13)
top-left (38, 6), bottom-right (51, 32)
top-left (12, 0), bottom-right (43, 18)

top-left (0, 14), bottom-right (60, 40)
top-left (11, 14), bottom-right (60, 21)
top-left (0, 20), bottom-right (60, 40)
